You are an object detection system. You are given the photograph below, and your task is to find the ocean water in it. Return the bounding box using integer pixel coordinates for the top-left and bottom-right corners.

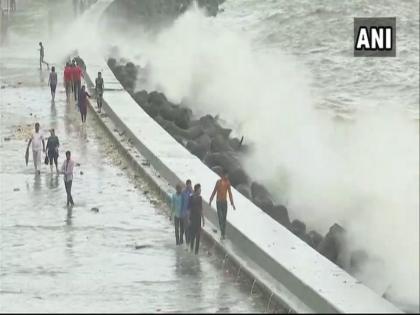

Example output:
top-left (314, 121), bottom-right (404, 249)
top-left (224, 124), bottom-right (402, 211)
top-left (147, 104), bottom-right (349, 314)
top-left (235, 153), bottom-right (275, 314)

top-left (219, 0), bottom-right (419, 116)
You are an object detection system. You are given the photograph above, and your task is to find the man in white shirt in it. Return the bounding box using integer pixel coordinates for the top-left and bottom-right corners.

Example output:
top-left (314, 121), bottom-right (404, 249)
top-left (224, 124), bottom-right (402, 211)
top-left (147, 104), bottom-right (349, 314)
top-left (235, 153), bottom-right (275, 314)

top-left (61, 150), bottom-right (75, 207)
top-left (27, 122), bottom-right (45, 174)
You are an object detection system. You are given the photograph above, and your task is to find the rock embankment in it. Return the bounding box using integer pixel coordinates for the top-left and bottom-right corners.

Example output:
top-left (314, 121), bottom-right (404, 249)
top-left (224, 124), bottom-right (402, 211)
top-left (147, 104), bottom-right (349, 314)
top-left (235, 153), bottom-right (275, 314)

top-left (106, 57), bottom-right (368, 273)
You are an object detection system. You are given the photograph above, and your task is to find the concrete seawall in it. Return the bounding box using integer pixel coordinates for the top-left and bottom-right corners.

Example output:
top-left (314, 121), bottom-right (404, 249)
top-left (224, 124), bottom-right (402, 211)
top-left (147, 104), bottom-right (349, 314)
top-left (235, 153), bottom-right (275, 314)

top-left (74, 2), bottom-right (403, 309)
top-left (77, 49), bottom-right (402, 313)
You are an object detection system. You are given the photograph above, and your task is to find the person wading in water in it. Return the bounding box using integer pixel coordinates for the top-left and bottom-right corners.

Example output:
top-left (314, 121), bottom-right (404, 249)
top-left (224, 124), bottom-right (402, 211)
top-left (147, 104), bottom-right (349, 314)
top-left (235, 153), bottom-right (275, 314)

top-left (26, 122), bottom-right (45, 175)
top-left (189, 184), bottom-right (205, 255)
top-left (171, 183), bottom-right (184, 245)
top-left (63, 62), bottom-right (72, 101)
top-left (72, 59), bottom-right (83, 102)
top-left (46, 129), bottom-right (60, 173)
top-left (78, 85), bottom-right (91, 124)
top-left (48, 66), bottom-right (58, 101)
top-left (95, 71), bottom-right (104, 113)
top-left (61, 151), bottom-right (75, 207)
top-left (181, 179), bottom-right (193, 246)
top-left (38, 42), bottom-right (49, 70)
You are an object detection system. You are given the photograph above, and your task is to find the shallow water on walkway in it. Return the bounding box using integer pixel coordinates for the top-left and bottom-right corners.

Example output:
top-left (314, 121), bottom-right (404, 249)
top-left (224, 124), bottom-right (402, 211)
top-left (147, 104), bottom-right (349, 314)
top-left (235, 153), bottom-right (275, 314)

top-left (0, 28), bottom-right (269, 314)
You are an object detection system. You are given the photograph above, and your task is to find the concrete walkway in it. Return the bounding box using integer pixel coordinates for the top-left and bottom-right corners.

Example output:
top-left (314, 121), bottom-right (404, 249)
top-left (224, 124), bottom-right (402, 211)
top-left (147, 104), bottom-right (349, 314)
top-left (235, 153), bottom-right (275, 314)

top-left (0, 31), bottom-right (269, 314)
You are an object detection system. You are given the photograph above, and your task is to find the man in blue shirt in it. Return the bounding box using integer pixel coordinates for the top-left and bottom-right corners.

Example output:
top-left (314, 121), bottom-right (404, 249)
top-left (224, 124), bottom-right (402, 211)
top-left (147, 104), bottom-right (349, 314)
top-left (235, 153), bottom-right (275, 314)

top-left (171, 184), bottom-right (183, 245)
top-left (181, 179), bottom-right (193, 245)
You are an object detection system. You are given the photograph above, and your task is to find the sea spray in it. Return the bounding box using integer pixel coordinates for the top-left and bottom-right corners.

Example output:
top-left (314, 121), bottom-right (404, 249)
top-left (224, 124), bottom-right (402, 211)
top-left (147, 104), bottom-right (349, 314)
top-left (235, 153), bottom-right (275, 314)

top-left (112, 5), bottom-right (419, 304)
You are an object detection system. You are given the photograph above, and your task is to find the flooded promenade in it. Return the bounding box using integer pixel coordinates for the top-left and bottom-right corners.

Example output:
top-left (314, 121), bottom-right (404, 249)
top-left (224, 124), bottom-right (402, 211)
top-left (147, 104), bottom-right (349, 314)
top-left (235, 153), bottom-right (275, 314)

top-left (0, 4), bottom-right (268, 312)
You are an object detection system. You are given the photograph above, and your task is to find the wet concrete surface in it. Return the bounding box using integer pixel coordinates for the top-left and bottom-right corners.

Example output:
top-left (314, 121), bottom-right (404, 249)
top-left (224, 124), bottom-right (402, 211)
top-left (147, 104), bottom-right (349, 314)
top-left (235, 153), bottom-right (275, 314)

top-left (0, 50), bottom-right (268, 312)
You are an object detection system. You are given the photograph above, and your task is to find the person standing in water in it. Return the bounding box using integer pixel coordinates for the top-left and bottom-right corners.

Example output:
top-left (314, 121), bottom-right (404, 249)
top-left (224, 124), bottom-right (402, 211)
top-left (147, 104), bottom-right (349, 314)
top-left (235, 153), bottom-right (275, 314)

top-left (78, 85), bottom-right (91, 124)
top-left (46, 129), bottom-right (60, 173)
top-left (72, 60), bottom-right (83, 101)
top-left (189, 184), bottom-right (205, 255)
top-left (171, 183), bottom-right (184, 245)
top-left (209, 169), bottom-right (236, 240)
top-left (26, 122), bottom-right (45, 175)
top-left (61, 151), bottom-right (75, 207)
top-left (63, 62), bottom-right (73, 101)
top-left (39, 42), bottom-right (49, 70)
top-left (95, 71), bottom-right (104, 113)
top-left (48, 66), bottom-right (58, 101)
top-left (181, 179), bottom-right (193, 245)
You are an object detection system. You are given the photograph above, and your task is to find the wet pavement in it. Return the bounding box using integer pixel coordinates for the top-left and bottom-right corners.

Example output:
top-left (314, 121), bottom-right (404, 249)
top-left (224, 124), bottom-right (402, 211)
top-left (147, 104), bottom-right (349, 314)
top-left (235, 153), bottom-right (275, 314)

top-left (0, 18), bottom-right (268, 315)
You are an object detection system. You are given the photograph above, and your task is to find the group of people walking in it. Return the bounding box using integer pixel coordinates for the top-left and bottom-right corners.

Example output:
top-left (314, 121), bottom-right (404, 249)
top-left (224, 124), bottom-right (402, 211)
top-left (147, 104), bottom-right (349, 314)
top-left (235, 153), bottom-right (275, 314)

top-left (33, 42), bottom-right (236, 254)
top-left (28, 43), bottom-right (105, 207)
top-left (41, 41), bottom-right (104, 122)
top-left (26, 122), bottom-right (75, 207)
top-left (63, 59), bottom-right (88, 123)
top-left (171, 170), bottom-right (236, 254)
top-left (26, 123), bottom-right (61, 175)
top-left (62, 59), bottom-right (104, 121)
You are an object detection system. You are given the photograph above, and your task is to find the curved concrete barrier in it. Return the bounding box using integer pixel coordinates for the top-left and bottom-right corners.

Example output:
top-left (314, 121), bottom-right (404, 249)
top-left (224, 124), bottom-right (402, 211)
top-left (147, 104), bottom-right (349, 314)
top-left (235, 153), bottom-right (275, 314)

top-left (77, 1), bottom-right (402, 313)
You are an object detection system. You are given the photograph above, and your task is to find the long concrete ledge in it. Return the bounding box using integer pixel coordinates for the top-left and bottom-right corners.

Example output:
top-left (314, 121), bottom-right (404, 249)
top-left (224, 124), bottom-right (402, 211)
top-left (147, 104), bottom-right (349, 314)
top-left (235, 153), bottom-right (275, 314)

top-left (76, 2), bottom-right (402, 312)
top-left (79, 51), bottom-right (402, 313)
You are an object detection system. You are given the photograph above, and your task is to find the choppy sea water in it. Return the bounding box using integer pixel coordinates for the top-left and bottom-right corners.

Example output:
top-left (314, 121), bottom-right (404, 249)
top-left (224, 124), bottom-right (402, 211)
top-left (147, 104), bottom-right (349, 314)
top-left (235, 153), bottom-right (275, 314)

top-left (218, 0), bottom-right (419, 117)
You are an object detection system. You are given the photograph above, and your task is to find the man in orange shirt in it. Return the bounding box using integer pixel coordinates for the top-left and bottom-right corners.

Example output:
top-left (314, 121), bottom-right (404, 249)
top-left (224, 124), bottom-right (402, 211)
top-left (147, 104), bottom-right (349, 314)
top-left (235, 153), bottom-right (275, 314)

top-left (209, 169), bottom-right (236, 240)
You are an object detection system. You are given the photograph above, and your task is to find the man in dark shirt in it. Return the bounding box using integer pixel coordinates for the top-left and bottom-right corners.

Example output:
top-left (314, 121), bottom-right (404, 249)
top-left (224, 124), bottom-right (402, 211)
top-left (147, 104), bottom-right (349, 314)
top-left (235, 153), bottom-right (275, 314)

top-left (95, 72), bottom-right (104, 113)
top-left (188, 183), bottom-right (205, 255)
top-left (46, 128), bottom-right (60, 173)
top-left (39, 42), bottom-right (49, 70)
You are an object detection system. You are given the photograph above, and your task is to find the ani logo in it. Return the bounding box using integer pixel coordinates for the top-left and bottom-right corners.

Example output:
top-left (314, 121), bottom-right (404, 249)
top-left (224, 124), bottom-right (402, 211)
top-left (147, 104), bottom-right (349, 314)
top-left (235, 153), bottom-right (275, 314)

top-left (354, 17), bottom-right (396, 57)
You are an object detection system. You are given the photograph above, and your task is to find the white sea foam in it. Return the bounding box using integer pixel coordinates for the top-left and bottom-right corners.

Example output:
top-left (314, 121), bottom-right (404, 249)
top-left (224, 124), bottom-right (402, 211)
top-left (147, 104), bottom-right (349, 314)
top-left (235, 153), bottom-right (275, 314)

top-left (115, 5), bottom-right (419, 307)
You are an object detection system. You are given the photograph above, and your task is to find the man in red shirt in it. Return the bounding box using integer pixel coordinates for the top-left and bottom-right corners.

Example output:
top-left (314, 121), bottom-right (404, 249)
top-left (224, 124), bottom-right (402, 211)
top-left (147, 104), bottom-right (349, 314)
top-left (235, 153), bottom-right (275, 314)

top-left (71, 60), bottom-right (83, 101)
top-left (63, 62), bottom-right (73, 100)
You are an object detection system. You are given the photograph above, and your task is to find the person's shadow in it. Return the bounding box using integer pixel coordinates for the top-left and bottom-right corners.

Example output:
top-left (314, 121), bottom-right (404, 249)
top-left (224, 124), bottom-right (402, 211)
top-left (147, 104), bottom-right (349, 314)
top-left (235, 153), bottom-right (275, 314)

top-left (64, 97), bottom-right (73, 136)
top-left (174, 245), bottom-right (203, 277)
top-left (174, 246), bottom-right (203, 309)
top-left (45, 172), bottom-right (59, 189)
top-left (33, 173), bottom-right (42, 192)
top-left (51, 100), bottom-right (56, 115)
top-left (39, 68), bottom-right (46, 84)
top-left (64, 206), bottom-right (76, 263)
top-left (80, 123), bottom-right (88, 140)
top-left (65, 205), bottom-right (73, 226)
